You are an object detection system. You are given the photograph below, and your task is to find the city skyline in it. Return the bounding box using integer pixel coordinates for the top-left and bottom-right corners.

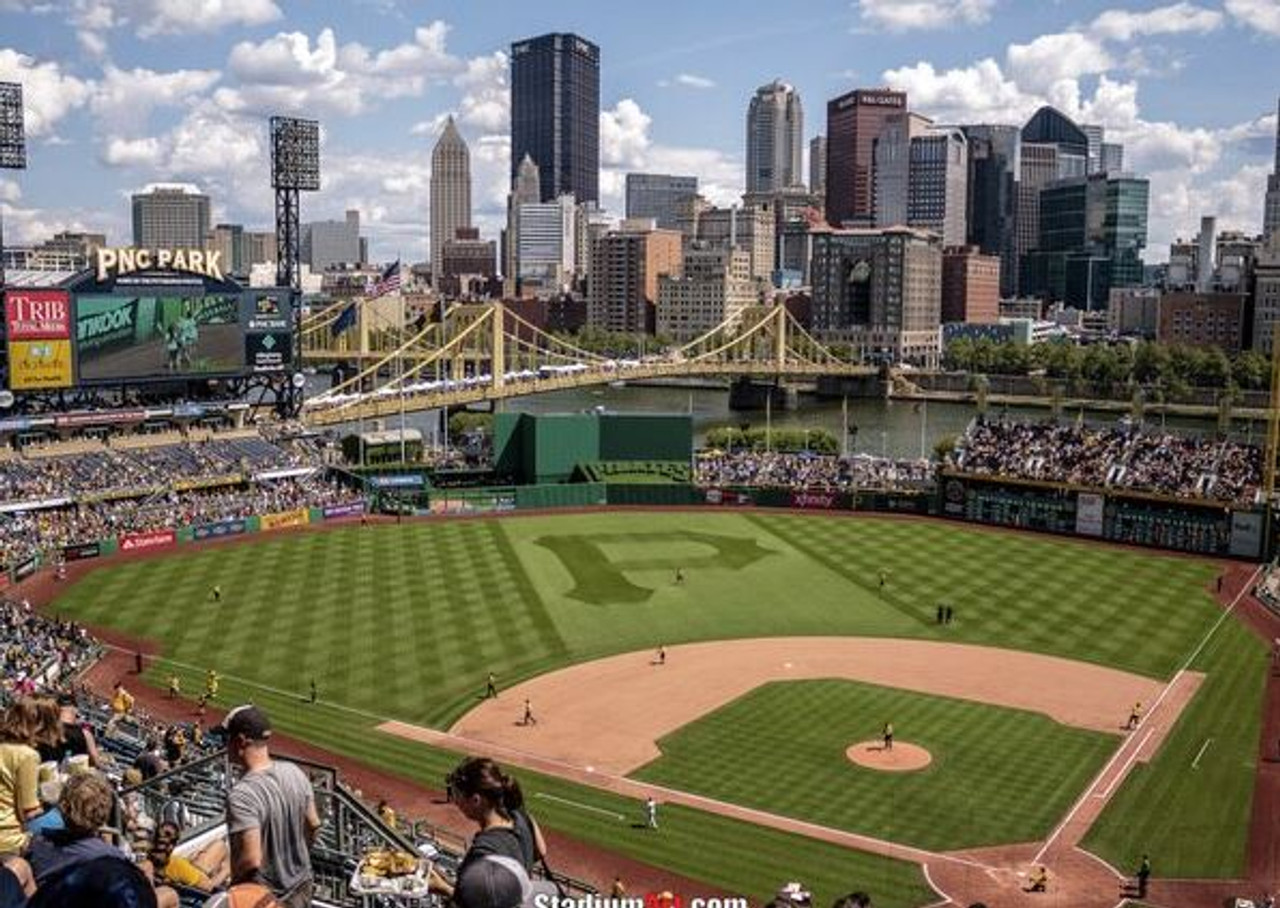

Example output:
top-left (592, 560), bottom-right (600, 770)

top-left (0, 0), bottom-right (1277, 263)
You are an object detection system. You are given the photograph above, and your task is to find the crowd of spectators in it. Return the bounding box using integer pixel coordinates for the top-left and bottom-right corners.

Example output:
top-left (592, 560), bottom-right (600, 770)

top-left (0, 433), bottom-right (315, 507)
top-left (0, 475), bottom-right (364, 571)
top-left (695, 451), bottom-right (934, 492)
top-left (952, 418), bottom-right (1262, 505)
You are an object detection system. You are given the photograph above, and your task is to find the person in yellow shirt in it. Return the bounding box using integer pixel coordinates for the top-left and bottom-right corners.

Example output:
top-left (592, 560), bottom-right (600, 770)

top-left (204, 670), bottom-right (220, 702)
top-left (146, 821), bottom-right (230, 892)
top-left (376, 800), bottom-right (397, 831)
top-left (105, 681), bottom-right (135, 738)
top-left (167, 674), bottom-right (181, 699)
top-left (0, 699), bottom-right (45, 854)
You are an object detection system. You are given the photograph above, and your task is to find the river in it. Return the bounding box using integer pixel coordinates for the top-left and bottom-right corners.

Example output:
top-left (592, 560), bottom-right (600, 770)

top-left (311, 378), bottom-right (1261, 458)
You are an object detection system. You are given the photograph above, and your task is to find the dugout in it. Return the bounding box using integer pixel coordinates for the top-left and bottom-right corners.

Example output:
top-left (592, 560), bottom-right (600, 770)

top-left (494, 412), bottom-right (693, 484)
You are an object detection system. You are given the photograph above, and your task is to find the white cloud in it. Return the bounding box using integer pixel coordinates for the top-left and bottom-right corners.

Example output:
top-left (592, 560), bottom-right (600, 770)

top-left (856, 0), bottom-right (995, 31)
top-left (77, 29), bottom-right (108, 58)
top-left (91, 65), bottom-right (221, 133)
top-left (0, 178), bottom-right (19, 204)
top-left (1007, 32), bottom-right (1112, 94)
top-left (600, 99), bottom-right (652, 169)
top-left (454, 51), bottom-right (508, 134)
top-left (1090, 3), bottom-right (1224, 41)
top-left (101, 135), bottom-right (164, 167)
top-left (0, 49), bottom-right (93, 139)
top-left (1225, 0), bottom-right (1280, 37)
top-left (72, 0), bottom-right (282, 38)
top-left (217, 22), bottom-right (460, 118)
top-left (663, 73), bottom-right (716, 90)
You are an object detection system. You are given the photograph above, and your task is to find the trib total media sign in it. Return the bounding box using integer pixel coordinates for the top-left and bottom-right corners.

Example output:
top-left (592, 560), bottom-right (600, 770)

top-left (95, 247), bottom-right (225, 282)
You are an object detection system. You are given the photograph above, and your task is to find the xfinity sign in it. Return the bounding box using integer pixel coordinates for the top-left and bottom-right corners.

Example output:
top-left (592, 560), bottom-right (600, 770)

top-left (96, 247), bottom-right (224, 282)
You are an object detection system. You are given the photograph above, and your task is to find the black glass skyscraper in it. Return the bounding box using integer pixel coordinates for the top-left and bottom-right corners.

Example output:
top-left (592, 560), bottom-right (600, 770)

top-left (510, 32), bottom-right (600, 204)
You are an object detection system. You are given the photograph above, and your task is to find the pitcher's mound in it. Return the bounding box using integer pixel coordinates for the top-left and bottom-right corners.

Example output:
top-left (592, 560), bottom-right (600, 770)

top-left (846, 741), bottom-right (932, 772)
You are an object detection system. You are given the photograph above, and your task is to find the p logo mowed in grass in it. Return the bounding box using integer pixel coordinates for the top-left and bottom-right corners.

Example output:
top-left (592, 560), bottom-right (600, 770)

top-left (534, 530), bottom-right (777, 604)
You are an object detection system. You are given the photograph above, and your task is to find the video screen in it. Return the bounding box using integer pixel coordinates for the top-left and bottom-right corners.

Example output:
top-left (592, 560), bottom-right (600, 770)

top-left (76, 294), bottom-right (244, 382)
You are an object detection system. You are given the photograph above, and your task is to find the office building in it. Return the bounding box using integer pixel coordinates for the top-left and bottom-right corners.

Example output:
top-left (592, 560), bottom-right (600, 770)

top-left (504, 153), bottom-right (543, 291)
top-left (439, 228), bottom-right (496, 298)
top-left (1157, 291), bottom-right (1249, 353)
top-left (575, 202), bottom-right (615, 285)
top-left (746, 80), bottom-right (804, 193)
top-left (1109, 287), bottom-right (1161, 337)
top-left (908, 127), bottom-right (968, 247)
top-left (430, 116), bottom-right (472, 290)
top-left (1253, 239), bottom-right (1280, 353)
top-left (1024, 174), bottom-right (1149, 309)
top-left (809, 226), bottom-right (943, 365)
top-left (207, 224), bottom-right (245, 276)
top-left (517, 194), bottom-right (578, 296)
top-left (825, 88), bottom-right (907, 228)
top-left (131, 185), bottom-right (211, 250)
top-left (941, 246), bottom-right (1000, 323)
top-left (510, 32), bottom-right (600, 203)
top-left (1100, 143), bottom-right (1124, 175)
top-left (679, 203), bottom-right (776, 283)
top-left (657, 243), bottom-right (756, 341)
top-left (809, 135), bottom-right (827, 200)
top-left (873, 112), bottom-right (930, 228)
top-left (302, 210), bottom-right (363, 272)
top-left (1265, 97), bottom-right (1280, 244)
top-left (244, 231), bottom-right (275, 268)
top-left (962, 124), bottom-right (1021, 297)
top-left (587, 219), bottom-right (682, 333)
top-left (625, 174), bottom-right (698, 230)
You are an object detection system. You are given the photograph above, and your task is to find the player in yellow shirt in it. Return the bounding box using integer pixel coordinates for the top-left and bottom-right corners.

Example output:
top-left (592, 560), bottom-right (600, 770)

top-left (204, 670), bottom-right (220, 701)
top-left (105, 681), bottom-right (135, 737)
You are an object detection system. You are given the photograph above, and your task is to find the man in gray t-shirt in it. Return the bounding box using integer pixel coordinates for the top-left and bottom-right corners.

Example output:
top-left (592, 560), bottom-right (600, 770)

top-left (223, 704), bottom-right (321, 908)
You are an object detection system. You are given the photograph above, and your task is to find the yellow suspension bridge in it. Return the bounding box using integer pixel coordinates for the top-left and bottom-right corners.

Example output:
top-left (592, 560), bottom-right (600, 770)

top-left (298, 300), bottom-right (876, 427)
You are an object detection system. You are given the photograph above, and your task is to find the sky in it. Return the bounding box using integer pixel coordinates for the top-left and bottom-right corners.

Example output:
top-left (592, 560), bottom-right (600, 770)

top-left (0, 0), bottom-right (1278, 265)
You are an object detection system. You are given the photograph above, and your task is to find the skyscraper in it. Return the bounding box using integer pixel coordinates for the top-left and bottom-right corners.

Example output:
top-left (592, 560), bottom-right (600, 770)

top-left (873, 112), bottom-right (930, 228)
top-left (746, 80), bottom-right (804, 193)
top-left (908, 127), bottom-right (969, 248)
top-left (510, 32), bottom-right (600, 203)
top-left (962, 124), bottom-right (1021, 298)
top-left (430, 116), bottom-right (472, 290)
top-left (825, 88), bottom-right (907, 228)
top-left (809, 135), bottom-right (827, 200)
top-left (625, 174), bottom-right (698, 229)
top-left (1265, 96), bottom-right (1280, 244)
top-left (131, 185), bottom-right (210, 250)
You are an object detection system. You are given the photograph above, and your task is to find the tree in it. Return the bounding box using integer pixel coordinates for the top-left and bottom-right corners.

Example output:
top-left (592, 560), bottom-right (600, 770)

top-left (1233, 351), bottom-right (1268, 391)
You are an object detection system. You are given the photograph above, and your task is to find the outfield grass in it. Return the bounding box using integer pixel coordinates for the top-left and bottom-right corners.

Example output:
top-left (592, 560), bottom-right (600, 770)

top-left (49, 511), bottom-right (1262, 885)
top-left (633, 679), bottom-right (1118, 851)
top-left (1082, 614), bottom-right (1267, 877)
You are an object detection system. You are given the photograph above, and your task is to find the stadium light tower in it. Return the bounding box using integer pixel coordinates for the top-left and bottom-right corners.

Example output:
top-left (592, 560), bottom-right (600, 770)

top-left (0, 82), bottom-right (28, 292)
top-left (269, 116), bottom-right (320, 292)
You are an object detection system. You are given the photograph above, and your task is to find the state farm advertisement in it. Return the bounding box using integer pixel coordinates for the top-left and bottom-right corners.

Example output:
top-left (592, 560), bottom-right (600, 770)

top-left (119, 530), bottom-right (176, 553)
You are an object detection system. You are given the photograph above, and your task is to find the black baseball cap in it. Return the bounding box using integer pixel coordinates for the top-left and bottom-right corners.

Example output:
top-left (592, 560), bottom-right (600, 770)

top-left (221, 705), bottom-right (272, 741)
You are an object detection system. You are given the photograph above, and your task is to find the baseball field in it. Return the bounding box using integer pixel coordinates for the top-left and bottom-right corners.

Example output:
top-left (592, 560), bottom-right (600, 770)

top-left (50, 511), bottom-right (1269, 905)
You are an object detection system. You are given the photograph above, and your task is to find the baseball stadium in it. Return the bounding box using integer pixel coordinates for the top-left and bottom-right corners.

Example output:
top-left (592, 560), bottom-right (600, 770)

top-left (1, 254), bottom-right (1279, 908)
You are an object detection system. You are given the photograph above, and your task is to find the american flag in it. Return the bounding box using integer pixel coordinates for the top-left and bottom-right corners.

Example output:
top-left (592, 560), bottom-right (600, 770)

top-left (367, 259), bottom-right (402, 299)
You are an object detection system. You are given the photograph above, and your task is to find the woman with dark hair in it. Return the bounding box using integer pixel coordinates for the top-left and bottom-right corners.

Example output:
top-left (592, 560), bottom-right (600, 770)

top-left (428, 757), bottom-right (549, 906)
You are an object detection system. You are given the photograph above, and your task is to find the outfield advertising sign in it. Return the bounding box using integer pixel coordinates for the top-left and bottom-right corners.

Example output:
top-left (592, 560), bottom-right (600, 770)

top-left (791, 491), bottom-right (842, 510)
top-left (192, 518), bottom-right (248, 541)
top-left (11, 556), bottom-right (38, 583)
top-left (261, 508), bottom-right (309, 531)
top-left (1075, 492), bottom-right (1105, 537)
top-left (62, 542), bottom-right (101, 562)
top-left (119, 530), bottom-right (176, 552)
top-left (322, 502), bottom-right (365, 519)
top-left (704, 488), bottom-right (752, 506)
top-left (368, 474), bottom-right (425, 489)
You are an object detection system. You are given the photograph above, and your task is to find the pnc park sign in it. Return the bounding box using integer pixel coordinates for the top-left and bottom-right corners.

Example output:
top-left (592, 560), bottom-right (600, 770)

top-left (95, 247), bottom-right (224, 283)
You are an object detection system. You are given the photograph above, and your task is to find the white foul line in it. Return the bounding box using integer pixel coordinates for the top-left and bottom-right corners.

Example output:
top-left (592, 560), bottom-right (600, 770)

top-left (1032, 563), bottom-right (1264, 866)
top-left (534, 792), bottom-right (627, 821)
top-left (1096, 728), bottom-right (1152, 799)
top-left (1190, 737), bottom-right (1214, 769)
